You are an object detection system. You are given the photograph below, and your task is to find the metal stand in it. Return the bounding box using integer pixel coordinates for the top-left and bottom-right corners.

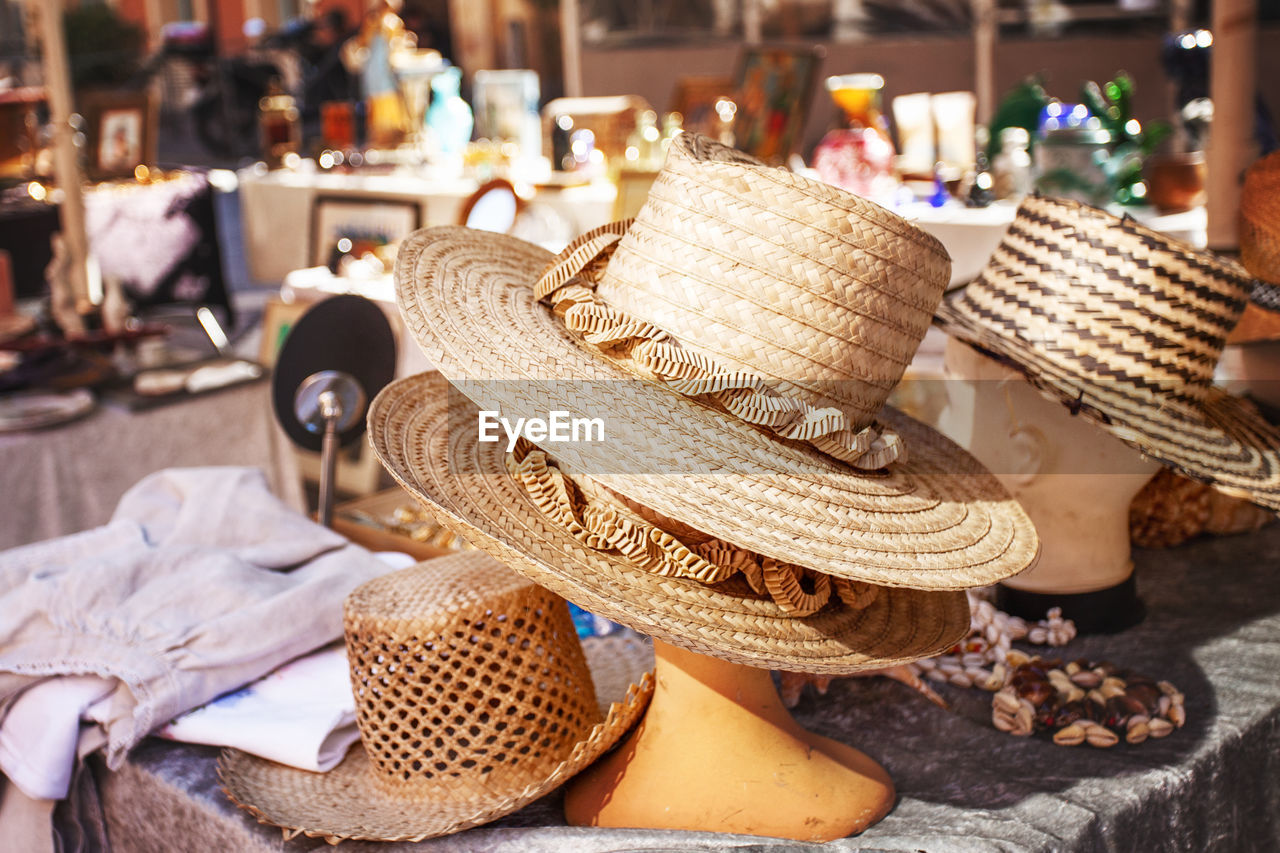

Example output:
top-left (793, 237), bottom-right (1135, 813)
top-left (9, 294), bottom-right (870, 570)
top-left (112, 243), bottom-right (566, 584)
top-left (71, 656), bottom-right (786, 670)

top-left (293, 370), bottom-right (365, 527)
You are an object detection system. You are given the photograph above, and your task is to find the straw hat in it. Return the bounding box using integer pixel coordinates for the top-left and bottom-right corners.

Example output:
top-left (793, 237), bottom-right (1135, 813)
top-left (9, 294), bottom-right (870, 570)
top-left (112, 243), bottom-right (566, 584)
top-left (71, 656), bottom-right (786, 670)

top-left (368, 371), bottom-right (974, 674)
top-left (935, 194), bottom-right (1280, 509)
top-left (1234, 151), bottom-right (1280, 343)
top-left (220, 552), bottom-right (652, 843)
top-left (390, 132), bottom-right (1038, 596)
top-left (1241, 150), bottom-right (1280, 292)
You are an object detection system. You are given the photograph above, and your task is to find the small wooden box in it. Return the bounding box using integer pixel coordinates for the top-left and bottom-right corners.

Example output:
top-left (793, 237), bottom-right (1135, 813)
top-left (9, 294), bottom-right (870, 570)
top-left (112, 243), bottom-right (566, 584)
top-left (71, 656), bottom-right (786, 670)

top-left (543, 95), bottom-right (653, 166)
top-left (331, 487), bottom-right (466, 561)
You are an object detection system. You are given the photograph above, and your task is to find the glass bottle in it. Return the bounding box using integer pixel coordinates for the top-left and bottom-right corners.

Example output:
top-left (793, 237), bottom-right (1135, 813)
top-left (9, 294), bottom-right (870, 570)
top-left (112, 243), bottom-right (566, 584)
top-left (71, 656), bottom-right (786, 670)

top-left (425, 67), bottom-right (474, 157)
top-left (992, 126), bottom-right (1033, 200)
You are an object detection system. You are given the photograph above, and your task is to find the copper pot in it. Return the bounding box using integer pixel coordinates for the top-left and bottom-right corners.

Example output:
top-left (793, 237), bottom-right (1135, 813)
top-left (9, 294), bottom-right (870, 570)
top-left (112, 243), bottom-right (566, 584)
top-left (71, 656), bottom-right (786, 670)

top-left (1144, 151), bottom-right (1207, 214)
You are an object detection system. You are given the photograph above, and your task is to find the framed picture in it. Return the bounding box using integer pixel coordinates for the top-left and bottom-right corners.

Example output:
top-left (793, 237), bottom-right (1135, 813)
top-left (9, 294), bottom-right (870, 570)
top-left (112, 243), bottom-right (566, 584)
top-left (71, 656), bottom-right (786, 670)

top-left (731, 44), bottom-right (824, 166)
top-left (472, 69), bottom-right (542, 157)
top-left (669, 75), bottom-right (734, 138)
top-left (80, 90), bottom-right (155, 181)
top-left (308, 195), bottom-right (422, 269)
top-left (612, 168), bottom-right (659, 220)
top-left (258, 297), bottom-right (308, 367)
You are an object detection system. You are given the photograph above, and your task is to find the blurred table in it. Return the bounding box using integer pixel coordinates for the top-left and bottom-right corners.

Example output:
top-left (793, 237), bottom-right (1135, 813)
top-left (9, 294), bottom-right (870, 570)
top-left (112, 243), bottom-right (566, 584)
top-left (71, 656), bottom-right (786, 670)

top-left (276, 266), bottom-right (434, 380)
top-left (87, 521), bottom-right (1280, 851)
top-left (0, 379), bottom-right (302, 550)
top-left (237, 165), bottom-right (616, 283)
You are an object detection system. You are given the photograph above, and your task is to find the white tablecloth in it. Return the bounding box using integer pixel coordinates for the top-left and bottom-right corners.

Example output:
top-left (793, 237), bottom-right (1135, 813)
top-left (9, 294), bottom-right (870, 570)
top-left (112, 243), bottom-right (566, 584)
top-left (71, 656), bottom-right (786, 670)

top-left (0, 381), bottom-right (302, 550)
top-left (237, 166), bottom-right (616, 282)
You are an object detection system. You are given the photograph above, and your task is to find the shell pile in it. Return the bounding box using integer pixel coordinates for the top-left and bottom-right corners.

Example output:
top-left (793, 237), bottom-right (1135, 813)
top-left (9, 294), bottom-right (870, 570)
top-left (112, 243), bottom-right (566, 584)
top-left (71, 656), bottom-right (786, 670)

top-left (911, 596), bottom-right (1077, 693)
top-left (991, 653), bottom-right (1186, 747)
top-left (778, 594), bottom-right (1077, 710)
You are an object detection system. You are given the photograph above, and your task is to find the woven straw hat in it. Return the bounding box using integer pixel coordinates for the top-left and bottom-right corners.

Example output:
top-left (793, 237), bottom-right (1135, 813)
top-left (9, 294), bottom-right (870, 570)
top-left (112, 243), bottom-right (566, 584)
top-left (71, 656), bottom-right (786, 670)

top-left (1241, 150), bottom-right (1280, 293)
top-left (935, 194), bottom-right (1280, 509)
top-left (392, 132), bottom-right (1038, 594)
top-left (1238, 151), bottom-right (1280, 344)
top-left (367, 371), bottom-right (973, 674)
top-left (220, 552), bottom-right (652, 843)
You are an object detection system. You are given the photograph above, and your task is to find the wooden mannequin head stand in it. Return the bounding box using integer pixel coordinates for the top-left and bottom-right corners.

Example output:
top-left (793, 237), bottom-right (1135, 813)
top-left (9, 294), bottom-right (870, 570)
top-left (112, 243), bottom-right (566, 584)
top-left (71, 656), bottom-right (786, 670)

top-left (936, 337), bottom-right (1160, 633)
top-left (564, 640), bottom-right (895, 842)
top-left (1219, 302), bottom-right (1280, 415)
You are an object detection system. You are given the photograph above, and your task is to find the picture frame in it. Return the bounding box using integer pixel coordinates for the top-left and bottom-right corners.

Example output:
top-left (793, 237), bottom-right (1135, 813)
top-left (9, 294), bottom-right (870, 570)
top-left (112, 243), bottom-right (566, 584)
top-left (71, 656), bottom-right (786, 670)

top-left (79, 90), bottom-right (156, 181)
top-left (308, 195), bottom-right (422, 269)
top-left (669, 75), bottom-right (734, 138)
top-left (258, 297), bottom-right (308, 367)
top-left (731, 44), bottom-right (824, 166)
top-left (612, 168), bottom-right (659, 221)
top-left (472, 69), bottom-right (542, 157)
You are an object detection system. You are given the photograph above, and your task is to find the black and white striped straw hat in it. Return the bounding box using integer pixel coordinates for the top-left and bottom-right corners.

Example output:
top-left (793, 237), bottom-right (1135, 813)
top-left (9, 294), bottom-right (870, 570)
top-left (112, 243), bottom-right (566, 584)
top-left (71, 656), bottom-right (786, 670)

top-left (935, 194), bottom-right (1280, 510)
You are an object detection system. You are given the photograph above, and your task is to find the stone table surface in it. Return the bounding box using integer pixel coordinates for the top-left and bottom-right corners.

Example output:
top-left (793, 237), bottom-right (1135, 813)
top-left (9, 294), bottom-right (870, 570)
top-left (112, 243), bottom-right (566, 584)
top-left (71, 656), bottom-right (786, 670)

top-left (92, 523), bottom-right (1280, 852)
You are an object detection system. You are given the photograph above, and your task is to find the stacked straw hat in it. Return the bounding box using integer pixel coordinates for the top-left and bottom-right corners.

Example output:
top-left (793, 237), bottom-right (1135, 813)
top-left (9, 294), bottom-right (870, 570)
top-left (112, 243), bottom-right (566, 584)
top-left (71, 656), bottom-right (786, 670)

top-left (369, 133), bottom-right (1041, 675)
top-left (935, 193), bottom-right (1280, 509)
top-left (1241, 150), bottom-right (1280, 295)
top-left (220, 551), bottom-right (653, 843)
top-left (1229, 151), bottom-right (1280, 343)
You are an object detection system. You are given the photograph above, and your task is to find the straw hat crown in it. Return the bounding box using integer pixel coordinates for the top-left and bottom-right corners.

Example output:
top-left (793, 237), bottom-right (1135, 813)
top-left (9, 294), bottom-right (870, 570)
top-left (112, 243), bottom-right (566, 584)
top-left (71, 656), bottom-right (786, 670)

top-left (569, 133), bottom-right (952, 433)
top-left (949, 194), bottom-right (1251, 401)
top-left (344, 556), bottom-right (600, 799)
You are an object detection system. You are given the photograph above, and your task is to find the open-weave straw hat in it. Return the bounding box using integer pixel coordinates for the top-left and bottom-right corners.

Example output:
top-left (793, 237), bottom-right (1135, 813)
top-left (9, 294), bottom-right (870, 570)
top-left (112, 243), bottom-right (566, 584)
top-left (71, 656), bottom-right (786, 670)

top-left (935, 194), bottom-right (1280, 509)
top-left (220, 552), bottom-right (652, 843)
top-left (368, 372), bottom-right (973, 674)
top-left (391, 132), bottom-right (1038, 595)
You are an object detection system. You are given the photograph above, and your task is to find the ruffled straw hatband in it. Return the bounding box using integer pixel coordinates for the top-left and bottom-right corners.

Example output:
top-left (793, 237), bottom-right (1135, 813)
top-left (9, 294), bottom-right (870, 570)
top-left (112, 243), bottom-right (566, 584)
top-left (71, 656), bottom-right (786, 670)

top-left (221, 552), bottom-right (653, 843)
top-left (936, 194), bottom-right (1280, 509)
top-left (391, 133), bottom-right (1038, 592)
top-left (368, 372), bottom-right (974, 675)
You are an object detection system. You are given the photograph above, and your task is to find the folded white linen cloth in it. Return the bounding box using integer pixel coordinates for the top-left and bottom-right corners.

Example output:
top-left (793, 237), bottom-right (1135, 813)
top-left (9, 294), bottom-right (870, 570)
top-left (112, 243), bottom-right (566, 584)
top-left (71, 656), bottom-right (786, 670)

top-left (0, 466), bottom-right (393, 798)
top-left (155, 643), bottom-right (358, 773)
top-left (0, 676), bottom-right (114, 800)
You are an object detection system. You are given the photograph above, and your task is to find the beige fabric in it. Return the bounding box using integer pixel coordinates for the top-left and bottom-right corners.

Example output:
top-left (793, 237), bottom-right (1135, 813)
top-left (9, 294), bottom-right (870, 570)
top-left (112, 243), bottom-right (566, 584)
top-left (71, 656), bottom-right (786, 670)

top-left (0, 467), bottom-right (391, 770)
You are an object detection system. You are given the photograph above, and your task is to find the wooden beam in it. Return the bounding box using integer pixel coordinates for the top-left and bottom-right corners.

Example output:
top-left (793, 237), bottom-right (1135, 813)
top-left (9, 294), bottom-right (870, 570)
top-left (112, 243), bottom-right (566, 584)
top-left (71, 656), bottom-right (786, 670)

top-left (28, 0), bottom-right (92, 322)
top-left (973, 0), bottom-right (996, 127)
top-left (560, 0), bottom-right (581, 96)
top-left (1206, 0), bottom-right (1258, 249)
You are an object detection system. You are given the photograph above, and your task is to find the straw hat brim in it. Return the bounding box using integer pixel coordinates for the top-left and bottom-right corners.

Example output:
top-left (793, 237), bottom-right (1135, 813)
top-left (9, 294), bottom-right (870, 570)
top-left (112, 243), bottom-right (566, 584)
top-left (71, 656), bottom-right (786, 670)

top-left (366, 371), bottom-right (973, 674)
top-left (394, 226), bottom-right (1039, 591)
top-left (935, 294), bottom-right (1280, 510)
top-left (219, 633), bottom-right (654, 844)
